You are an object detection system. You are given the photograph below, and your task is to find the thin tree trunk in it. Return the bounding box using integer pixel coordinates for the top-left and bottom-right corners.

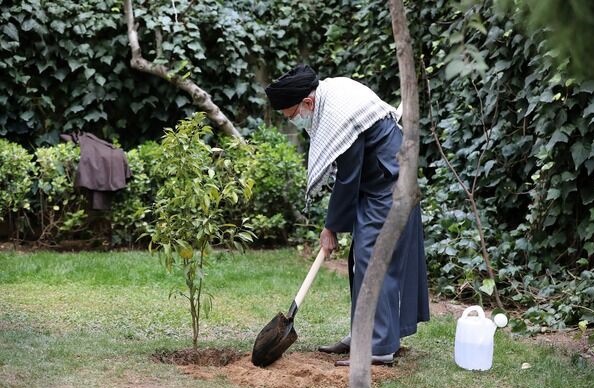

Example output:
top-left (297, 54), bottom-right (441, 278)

top-left (195, 271), bottom-right (204, 350)
top-left (123, 0), bottom-right (244, 141)
top-left (350, 1), bottom-right (421, 386)
top-left (424, 72), bottom-right (504, 310)
top-left (470, 195), bottom-right (504, 309)
top-left (190, 290), bottom-right (198, 350)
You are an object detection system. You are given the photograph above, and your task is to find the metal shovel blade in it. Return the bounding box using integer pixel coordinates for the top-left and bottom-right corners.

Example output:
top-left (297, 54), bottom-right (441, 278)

top-left (251, 311), bottom-right (298, 367)
top-left (251, 249), bottom-right (326, 367)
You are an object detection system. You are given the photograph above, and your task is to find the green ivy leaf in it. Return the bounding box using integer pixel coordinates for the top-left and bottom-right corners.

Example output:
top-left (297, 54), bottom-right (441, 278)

top-left (479, 278), bottom-right (495, 296)
top-left (84, 67), bottom-right (96, 79)
top-left (546, 130), bottom-right (569, 149)
top-left (100, 55), bottom-right (113, 65)
top-left (175, 95), bottom-right (190, 108)
top-left (21, 19), bottom-right (40, 32)
top-left (3, 23), bottom-right (19, 41)
top-left (483, 160), bottom-right (496, 176)
top-left (67, 59), bottom-right (82, 72)
top-left (222, 87), bottom-right (235, 99)
top-left (130, 102), bottom-right (143, 113)
top-left (67, 105), bottom-right (84, 114)
top-left (20, 110), bottom-right (35, 121)
top-left (442, 262), bottom-right (456, 273)
top-left (50, 20), bottom-right (66, 34)
top-left (546, 188), bottom-right (560, 200)
top-left (235, 82), bottom-right (248, 97)
top-left (583, 287), bottom-right (594, 298)
top-left (539, 89), bottom-right (554, 103)
top-left (445, 246), bottom-right (457, 256)
top-left (578, 215), bottom-right (594, 240)
top-left (560, 171), bottom-right (576, 181)
top-left (445, 59), bottom-right (466, 80)
top-left (278, 18), bottom-right (291, 27)
top-left (54, 69), bottom-right (68, 82)
top-left (84, 110), bottom-right (106, 122)
top-left (95, 74), bottom-right (106, 86)
top-left (571, 142), bottom-right (590, 169)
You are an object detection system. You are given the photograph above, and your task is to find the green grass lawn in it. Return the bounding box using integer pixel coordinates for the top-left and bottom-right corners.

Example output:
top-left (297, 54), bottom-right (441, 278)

top-left (1, 249), bottom-right (592, 387)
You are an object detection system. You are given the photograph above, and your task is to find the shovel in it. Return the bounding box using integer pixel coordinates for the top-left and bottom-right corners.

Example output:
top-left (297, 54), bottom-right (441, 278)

top-left (251, 248), bottom-right (327, 367)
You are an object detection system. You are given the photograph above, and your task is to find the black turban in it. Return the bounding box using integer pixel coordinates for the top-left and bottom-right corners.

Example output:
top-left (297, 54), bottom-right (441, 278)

top-left (265, 64), bottom-right (319, 110)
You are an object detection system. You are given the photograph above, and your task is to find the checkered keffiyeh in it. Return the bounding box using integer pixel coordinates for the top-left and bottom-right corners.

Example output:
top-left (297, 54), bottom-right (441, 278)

top-left (305, 77), bottom-right (402, 202)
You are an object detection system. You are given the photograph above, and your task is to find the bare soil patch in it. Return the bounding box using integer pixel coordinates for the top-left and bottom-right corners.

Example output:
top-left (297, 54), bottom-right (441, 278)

top-left (152, 348), bottom-right (242, 366)
top-left (523, 329), bottom-right (594, 362)
top-left (155, 349), bottom-right (412, 388)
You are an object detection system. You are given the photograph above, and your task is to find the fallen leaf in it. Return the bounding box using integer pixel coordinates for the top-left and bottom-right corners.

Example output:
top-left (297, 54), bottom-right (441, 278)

top-left (521, 362), bottom-right (532, 370)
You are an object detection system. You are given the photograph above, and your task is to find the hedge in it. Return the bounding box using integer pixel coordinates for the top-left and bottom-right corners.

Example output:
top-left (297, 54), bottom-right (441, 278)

top-left (0, 124), bottom-right (318, 248)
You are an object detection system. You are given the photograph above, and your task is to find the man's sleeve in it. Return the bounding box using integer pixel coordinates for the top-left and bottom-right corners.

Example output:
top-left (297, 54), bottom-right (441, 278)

top-left (324, 134), bottom-right (364, 233)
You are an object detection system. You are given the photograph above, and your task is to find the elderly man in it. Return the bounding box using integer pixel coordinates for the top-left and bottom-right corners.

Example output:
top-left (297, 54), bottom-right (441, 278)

top-left (265, 64), bottom-right (429, 366)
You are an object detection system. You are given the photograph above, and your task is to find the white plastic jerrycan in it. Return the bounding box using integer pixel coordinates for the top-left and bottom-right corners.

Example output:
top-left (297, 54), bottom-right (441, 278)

top-left (454, 305), bottom-right (498, 371)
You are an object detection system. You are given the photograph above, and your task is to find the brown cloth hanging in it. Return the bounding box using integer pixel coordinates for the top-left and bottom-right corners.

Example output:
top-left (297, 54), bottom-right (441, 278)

top-left (61, 132), bottom-right (132, 210)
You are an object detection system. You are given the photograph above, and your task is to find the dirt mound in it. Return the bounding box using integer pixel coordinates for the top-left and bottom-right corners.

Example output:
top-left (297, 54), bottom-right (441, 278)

top-left (154, 349), bottom-right (411, 388)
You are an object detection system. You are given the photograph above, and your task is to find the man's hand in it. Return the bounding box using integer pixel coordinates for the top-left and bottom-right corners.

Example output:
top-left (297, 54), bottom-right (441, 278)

top-left (320, 227), bottom-right (338, 252)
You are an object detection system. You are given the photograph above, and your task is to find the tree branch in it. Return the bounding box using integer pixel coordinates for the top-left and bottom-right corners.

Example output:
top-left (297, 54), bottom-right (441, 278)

top-left (422, 49), bottom-right (503, 310)
top-left (123, 0), bottom-right (244, 141)
top-left (470, 78), bottom-right (492, 194)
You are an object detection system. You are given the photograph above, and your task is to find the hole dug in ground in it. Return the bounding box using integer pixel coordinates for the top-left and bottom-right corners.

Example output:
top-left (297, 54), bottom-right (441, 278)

top-left (152, 348), bottom-right (416, 388)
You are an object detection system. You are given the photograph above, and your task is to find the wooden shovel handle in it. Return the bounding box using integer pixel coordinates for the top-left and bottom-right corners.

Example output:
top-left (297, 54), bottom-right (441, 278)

top-left (294, 248), bottom-right (327, 309)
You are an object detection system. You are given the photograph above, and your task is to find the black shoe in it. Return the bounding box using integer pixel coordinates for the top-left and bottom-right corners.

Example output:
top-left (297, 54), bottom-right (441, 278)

top-left (317, 341), bottom-right (350, 354)
top-left (334, 355), bottom-right (394, 367)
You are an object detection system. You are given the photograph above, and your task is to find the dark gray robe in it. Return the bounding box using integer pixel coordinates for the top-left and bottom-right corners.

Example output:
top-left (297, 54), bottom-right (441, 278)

top-left (325, 117), bottom-right (430, 355)
top-left (61, 132), bottom-right (131, 210)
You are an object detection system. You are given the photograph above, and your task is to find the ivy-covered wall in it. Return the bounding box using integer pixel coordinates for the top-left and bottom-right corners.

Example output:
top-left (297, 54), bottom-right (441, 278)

top-left (412, 0), bottom-right (594, 329)
top-left (1, 0), bottom-right (593, 329)
top-left (1, 0), bottom-right (175, 147)
top-left (0, 0), bottom-right (340, 147)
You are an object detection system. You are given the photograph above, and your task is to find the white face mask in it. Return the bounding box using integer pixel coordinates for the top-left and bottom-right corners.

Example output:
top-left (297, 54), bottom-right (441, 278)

top-left (289, 103), bottom-right (313, 130)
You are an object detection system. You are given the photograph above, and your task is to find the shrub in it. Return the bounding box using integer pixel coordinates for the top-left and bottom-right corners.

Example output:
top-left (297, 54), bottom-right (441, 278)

top-left (0, 139), bottom-right (36, 230)
top-left (34, 142), bottom-right (87, 243)
top-left (111, 141), bottom-right (167, 247)
top-left (136, 141), bottom-right (167, 198)
top-left (110, 148), bottom-right (151, 246)
top-left (222, 125), bottom-right (310, 245)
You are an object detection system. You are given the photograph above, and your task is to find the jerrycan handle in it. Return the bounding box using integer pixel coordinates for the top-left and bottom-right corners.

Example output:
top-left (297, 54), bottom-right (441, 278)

top-left (461, 305), bottom-right (486, 319)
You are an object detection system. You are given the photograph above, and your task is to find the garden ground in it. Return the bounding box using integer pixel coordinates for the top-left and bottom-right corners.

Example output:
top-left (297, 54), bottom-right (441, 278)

top-left (1, 248), bottom-right (593, 387)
